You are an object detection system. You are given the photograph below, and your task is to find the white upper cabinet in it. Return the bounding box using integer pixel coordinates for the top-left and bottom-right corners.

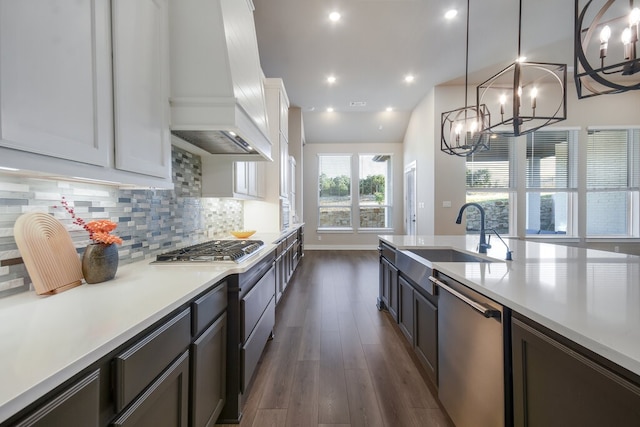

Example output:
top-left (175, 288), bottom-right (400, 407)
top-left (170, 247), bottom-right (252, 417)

top-left (112, 0), bottom-right (171, 179)
top-left (201, 157), bottom-right (263, 199)
top-left (0, 0), bottom-right (113, 166)
top-left (0, 0), bottom-right (172, 186)
top-left (264, 78), bottom-right (289, 199)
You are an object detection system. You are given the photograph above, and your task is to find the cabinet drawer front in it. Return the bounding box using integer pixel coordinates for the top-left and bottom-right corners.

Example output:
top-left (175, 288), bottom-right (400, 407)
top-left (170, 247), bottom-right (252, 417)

top-left (15, 370), bottom-right (100, 427)
top-left (241, 265), bottom-right (275, 342)
top-left (192, 281), bottom-right (227, 337)
top-left (114, 309), bottom-right (191, 412)
top-left (111, 351), bottom-right (189, 427)
top-left (242, 296), bottom-right (275, 393)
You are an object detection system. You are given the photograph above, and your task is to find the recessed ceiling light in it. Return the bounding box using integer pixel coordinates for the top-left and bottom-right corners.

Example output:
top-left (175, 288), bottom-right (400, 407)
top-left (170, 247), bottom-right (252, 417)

top-left (404, 74), bottom-right (415, 83)
top-left (327, 75), bottom-right (336, 84)
top-left (327, 107), bottom-right (334, 112)
top-left (329, 11), bottom-right (341, 22)
top-left (444, 9), bottom-right (458, 20)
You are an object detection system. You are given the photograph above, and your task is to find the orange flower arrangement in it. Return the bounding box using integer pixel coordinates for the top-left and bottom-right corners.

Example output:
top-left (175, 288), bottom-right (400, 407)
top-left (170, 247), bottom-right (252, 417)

top-left (56, 197), bottom-right (123, 245)
top-left (85, 220), bottom-right (123, 245)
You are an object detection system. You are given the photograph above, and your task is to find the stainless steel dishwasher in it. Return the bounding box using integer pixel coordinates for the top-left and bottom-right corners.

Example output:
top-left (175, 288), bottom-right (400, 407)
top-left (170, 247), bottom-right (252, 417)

top-left (429, 272), bottom-right (511, 427)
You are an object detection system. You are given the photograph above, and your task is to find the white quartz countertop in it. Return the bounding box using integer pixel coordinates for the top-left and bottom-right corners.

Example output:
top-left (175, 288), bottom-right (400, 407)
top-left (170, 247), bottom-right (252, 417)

top-left (0, 226), bottom-right (306, 424)
top-left (379, 235), bottom-right (640, 378)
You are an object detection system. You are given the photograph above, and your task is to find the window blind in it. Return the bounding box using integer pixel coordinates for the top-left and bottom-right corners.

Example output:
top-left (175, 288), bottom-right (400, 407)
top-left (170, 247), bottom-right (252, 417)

top-left (526, 130), bottom-right (576, 189)
top-left (466, 134), bottom-right (513, 189)
top-left (587, 129), bottom-right (640, 190)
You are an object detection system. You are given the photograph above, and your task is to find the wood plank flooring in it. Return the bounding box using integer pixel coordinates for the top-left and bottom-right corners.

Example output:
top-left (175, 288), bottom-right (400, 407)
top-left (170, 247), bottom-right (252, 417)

top-left (217, 250), bottom-right (452, 427)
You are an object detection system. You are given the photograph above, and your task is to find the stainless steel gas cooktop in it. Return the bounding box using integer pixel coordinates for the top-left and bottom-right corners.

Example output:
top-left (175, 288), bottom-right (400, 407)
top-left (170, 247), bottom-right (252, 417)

top-left (154, 239), bottom-right (265, 263)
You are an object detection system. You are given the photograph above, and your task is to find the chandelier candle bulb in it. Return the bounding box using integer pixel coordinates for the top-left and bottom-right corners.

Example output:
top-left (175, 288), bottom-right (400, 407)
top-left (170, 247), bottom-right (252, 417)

top-left (600, 25), bottom-right (610, 58)
top-left (531, 87), bottom-right (538, 109)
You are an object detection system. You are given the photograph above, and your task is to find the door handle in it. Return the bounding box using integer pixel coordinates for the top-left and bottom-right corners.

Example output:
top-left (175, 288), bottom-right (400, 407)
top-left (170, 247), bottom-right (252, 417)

top-left (429, 276), bottom-right (500, 319)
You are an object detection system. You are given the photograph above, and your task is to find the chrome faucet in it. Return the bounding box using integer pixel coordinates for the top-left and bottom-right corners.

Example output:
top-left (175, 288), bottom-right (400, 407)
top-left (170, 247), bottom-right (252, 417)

top-left (487, 228), bottom-right (513, 261)
top-left (456, 202), bottom-right (490, 254)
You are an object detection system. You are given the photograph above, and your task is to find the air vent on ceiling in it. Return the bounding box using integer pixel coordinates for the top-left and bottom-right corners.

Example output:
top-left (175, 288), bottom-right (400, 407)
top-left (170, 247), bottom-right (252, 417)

top-left (349, 101), bottom-right (367, 107)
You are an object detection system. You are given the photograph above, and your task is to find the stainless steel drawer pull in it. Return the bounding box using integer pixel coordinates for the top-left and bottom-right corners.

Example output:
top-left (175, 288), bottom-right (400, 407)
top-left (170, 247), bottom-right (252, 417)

top-left (428, 276), bottom-right (500, 319)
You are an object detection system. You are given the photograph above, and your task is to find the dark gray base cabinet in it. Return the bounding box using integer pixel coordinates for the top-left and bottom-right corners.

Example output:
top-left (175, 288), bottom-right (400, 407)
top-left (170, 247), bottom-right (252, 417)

top-left (13, 370), bottom-right (101, 427)
top-left (191, 313), bottom-right (227, 427)
top-left (512, 315), bottom-right (640, 426)
top-left (398, 275), bottom-right (414, 343)
top-left (413, 290), bottom-right (438, 386)
top-left (379, 255), bottom-right (398, 321)
top-left (110, 352), bottom-right (189, 427)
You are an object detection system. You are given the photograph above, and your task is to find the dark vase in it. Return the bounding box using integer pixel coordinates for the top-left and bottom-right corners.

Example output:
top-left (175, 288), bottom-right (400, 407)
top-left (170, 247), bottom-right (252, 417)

top-left (82, 243), bottom-right (119, 284)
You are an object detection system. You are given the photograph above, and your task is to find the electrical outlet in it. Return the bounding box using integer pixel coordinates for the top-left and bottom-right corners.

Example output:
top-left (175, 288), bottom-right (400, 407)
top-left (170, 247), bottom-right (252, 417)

top-left (317, 235), bottom-right (322, 241)
top-left (442, 200), bottom-right (452, 208)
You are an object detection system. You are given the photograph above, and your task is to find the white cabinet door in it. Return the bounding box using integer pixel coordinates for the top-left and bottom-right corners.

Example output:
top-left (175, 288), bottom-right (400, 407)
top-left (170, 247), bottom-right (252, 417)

top-left (235, 162), bottom-right (249, 195)
top-left (279, 135), bottom-right (288, 198)
top-left (0, 0), bottom-right (112, 166)
top-left (112, 0), bottom-right (171, 179)
top-left (247, 161), bottom-right (264, 198)
top-left (279, 90), bottom-right (289, 142)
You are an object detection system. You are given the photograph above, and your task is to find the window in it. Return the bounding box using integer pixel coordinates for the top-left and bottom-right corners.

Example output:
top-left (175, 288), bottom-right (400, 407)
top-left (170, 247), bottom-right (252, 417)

top-left (317, 153), bottom-right (393, 230)
top-left (466, 134), bottom-right (514, 235)
top-left (525, 130), bottom-right (577, 236)
top-left (318, 155), bottom-right (352, 228)
top-left (586, 129), bottom-right (640, 236)
top-left (359, 154), bottom-right (392, 228)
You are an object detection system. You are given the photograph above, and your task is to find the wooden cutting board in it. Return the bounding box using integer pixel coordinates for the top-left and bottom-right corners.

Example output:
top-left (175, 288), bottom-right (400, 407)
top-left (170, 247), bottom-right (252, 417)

top-left (14, 212), bottom-right (83, 295)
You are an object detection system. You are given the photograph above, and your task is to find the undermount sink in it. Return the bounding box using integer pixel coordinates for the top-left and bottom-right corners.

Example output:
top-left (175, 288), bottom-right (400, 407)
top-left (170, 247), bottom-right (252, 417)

top-left (406, 248), bottom-right (494, 263)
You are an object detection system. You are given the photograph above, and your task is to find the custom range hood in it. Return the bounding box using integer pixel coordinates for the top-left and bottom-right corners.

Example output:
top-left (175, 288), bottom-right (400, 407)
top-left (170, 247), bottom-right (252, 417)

top-left (168, 0), bottom-right (272, 161)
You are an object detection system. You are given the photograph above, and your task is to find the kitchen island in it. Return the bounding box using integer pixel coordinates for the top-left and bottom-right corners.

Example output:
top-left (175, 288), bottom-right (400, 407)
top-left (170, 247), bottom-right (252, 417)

top-left (0, 226), bottom-right (303, 426)
top-left (379, 234), bottom-right (640, 426)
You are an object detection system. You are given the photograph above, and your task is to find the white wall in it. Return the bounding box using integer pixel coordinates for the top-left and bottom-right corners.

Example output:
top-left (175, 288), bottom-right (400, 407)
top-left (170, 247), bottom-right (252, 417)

top-left (404, 80), bottom-right (640, 237)
top-left (302, 142), bottom-right (404, 249)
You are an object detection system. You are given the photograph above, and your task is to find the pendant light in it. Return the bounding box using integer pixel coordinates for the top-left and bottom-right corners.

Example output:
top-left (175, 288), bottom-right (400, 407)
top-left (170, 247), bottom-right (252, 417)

top-left (440, 0), bottom-right (491, 157)
top-left (575, 0), bottom-right (640, 98)
top-left (477, 0), bottom-right (567, 137)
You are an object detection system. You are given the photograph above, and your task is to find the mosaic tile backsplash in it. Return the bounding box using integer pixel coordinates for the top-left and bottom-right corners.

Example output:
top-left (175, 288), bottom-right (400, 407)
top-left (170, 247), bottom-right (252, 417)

top-left (0, 146), bottom-right (242, 297)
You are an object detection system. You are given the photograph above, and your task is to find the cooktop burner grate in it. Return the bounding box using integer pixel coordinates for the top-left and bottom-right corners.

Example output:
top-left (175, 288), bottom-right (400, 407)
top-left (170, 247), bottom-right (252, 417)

top-left (155, 239), bottom-right (264, 263)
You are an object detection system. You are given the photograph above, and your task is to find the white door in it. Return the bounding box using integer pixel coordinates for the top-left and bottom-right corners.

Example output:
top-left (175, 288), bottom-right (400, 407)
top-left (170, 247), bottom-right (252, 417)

top-left (405, 162), bottom-right (417, 235)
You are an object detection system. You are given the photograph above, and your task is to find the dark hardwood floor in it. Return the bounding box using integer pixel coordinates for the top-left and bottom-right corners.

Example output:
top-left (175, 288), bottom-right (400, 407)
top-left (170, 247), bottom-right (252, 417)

top-left (217, 250), bottom-right (452, 427)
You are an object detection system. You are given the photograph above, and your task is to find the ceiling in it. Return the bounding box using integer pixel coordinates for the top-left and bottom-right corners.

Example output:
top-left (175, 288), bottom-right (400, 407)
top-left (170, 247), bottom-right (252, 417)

top-left (253, 0), bottom-right (575, 145)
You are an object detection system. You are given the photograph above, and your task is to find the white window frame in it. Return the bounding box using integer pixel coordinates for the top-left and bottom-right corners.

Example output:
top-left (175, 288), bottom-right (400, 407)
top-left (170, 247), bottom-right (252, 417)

top-left (524, 129), bottom-right (579, 237)
top-left (357, 153), bottom-right (393, 232)
top-left (317, 154), bottom-right (353, 231)
top-left (585, 127), bottom-right (640, 238)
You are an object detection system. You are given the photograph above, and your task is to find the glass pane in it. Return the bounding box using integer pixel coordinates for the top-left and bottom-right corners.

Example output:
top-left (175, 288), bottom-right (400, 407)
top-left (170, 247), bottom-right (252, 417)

top-left (359, 154), bottom-right (391, 229)
top-left (319, 207), bottom-right (351, 227)
top-left (587, 191), bottom-right (628, 235)
top-left (319, 155), bottom-right (351, 207)
top-left (359, 155), bottom-right (389, 204)
top-left (587, 130), bottom-right (628, 189)
top-left (526, 131), bottom-right (572, 189)
top-left (525, 192), bottom-right (569, 235)
top-left (359, 206), bottom-right (389, 228)
top-left (466, 134), bottom-right (512, 189)
top-left (465, 192), bottom-right (510, 234)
